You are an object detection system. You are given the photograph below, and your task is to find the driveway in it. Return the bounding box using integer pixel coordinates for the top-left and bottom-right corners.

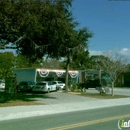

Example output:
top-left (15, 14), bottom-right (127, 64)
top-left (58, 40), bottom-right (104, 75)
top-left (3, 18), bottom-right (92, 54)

top-left (30, 87), bottom-right (130, 105)
top-left (32, 91), bottom-right (100, 105)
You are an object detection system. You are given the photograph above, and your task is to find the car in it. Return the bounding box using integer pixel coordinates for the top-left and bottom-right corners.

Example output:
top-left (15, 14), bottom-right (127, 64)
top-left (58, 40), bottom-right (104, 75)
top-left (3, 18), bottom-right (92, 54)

top-left (32, 81), bottom-right (57, 93)
top-left (18, 81), bottom-right (36, 92)
top-left (0, 81), bottom-right (5, 90)
top-left (52, 81), bottom-right (65, 90)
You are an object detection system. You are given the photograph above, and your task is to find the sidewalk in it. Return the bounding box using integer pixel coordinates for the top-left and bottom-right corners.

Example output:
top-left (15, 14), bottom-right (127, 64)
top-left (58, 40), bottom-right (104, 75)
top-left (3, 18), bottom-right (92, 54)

top-left (0, 92), bottom-right (130, 121)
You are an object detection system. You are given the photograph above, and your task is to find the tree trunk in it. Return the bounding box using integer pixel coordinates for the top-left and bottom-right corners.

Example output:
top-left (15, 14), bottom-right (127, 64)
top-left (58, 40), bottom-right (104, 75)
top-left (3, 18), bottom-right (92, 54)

top-left (65, 53), bottom-right (70, 92)
top-left (111, 81), bottom-right (115, 96)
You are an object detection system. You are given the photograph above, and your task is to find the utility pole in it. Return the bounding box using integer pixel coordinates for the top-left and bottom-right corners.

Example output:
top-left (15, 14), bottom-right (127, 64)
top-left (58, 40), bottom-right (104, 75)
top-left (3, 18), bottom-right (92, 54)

top-left (99, 68), bottom-right (102, 85)
top-left (65, 52), bottom-right (70, 92)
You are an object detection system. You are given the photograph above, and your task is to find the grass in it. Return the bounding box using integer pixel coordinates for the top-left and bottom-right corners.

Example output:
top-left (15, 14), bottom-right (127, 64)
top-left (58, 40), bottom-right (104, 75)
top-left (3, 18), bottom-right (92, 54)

top-left (0, 100), bottom-right (43, 107)
top-left (68, 91), bottom-right (130, 99)
top-left (0, 91), bottom-right (56, 107)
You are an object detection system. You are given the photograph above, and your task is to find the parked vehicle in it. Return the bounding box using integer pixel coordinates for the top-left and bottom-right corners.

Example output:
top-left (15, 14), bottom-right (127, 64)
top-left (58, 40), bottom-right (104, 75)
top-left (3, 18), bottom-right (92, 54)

top-left (32, 81), bottom-right (57, 93)
top-left (0, 81), bottom-right (5, 90)
top-left (78, 70), bottom-right (111, 90)
top-left (52, 81), bottom-right (65, 90)
top-left (18, 81), bottom-right (36, 92)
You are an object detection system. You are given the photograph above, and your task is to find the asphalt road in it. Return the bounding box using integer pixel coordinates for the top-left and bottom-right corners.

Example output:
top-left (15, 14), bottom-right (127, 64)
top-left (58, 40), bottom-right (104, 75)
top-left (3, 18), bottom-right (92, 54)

top-left (0, 104), bottom-right (130, 130)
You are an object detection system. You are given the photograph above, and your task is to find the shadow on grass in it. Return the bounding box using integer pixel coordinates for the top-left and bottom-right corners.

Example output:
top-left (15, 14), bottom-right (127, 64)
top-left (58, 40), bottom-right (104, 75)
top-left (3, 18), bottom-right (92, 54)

top-left (0, 91), bottom-right (57, 103)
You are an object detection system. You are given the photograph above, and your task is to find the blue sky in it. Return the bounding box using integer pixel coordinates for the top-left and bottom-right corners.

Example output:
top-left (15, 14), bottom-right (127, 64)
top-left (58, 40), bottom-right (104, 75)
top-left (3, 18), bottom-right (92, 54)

top-left (72, 0), bottom-right (130, 56)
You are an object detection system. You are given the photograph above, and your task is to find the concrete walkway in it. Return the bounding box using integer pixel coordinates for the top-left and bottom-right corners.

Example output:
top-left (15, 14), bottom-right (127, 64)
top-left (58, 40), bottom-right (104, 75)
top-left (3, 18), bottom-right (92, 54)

top-left (0, 92), bottom-right (130, 121)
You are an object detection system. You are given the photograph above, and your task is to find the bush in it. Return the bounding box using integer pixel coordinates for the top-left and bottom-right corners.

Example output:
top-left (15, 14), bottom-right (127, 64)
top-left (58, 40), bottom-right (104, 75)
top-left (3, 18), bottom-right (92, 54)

top-left (0, 92), bottom-right (14, 103)
top-left (70, 82), bottom-right (81, 92)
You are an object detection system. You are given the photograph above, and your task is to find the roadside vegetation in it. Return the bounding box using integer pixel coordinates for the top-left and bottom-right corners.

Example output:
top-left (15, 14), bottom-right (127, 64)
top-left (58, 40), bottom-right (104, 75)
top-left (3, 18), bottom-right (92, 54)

top-left (68, 92), bottom-right (130, 99)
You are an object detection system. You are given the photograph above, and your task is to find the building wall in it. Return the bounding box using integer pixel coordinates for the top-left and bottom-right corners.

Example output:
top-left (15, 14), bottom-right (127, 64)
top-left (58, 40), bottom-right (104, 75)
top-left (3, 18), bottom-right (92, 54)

top-left (13, 68), bottom-right (36, 84)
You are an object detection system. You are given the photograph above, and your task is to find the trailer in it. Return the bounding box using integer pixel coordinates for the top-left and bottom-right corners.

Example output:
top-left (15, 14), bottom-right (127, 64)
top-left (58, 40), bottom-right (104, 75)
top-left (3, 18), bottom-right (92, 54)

top-left (13, 68), bottom-right (79, 85)
top-left (78, 69), bottom-right (100, 89)
top-left (78, 69), bottom-right (111, 92)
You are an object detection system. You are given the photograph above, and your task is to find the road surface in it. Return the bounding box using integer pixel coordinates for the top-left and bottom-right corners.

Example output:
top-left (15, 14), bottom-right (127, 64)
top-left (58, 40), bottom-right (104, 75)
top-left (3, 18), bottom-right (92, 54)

top-left (0, 104), bottom-right (130, 130)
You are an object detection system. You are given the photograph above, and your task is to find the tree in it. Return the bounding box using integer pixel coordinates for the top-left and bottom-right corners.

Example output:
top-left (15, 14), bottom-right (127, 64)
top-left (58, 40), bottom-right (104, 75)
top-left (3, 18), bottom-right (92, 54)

top-left (41, 59), bottom-right (63, 69)
top-left (0, 52), bottom-right (15, 78)
top-left (0, 0), bottom-right (92, 60)
top-left (70, 50), bottom-right (91, 69)
top-left (15, 55), bottom-right (33, 68)
top-left (0, 0), bottom-right (92, 91)
top-left (95, 51), bottom-right (129, 96)
top-left (0, 0), bottom-right (75, 61)
top-left (63, 28), bottom-right (92, 91)
top-left (90, 55), bottom-right (110, 70)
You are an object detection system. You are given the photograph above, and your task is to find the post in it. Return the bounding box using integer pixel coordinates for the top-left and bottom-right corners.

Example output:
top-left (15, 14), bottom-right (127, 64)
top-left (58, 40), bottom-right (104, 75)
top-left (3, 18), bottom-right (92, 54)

top-left (14, 74), bottom-right (17, 100)
top-left (65, 53), bottom-right (70, 92)
top-left (99, 69), bottom-right (102, 85)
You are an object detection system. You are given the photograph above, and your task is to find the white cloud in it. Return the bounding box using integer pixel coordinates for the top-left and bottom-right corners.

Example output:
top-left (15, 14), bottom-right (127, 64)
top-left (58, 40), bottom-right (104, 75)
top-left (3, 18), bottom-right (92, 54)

top-left (117, 48), bottom-right (130, 56)
top-left (89, 50), bottom-right (103, 56)
top-left (0, 49), bottom-right (16, 55)
top-left (89, 48), bottom-right (130, 57)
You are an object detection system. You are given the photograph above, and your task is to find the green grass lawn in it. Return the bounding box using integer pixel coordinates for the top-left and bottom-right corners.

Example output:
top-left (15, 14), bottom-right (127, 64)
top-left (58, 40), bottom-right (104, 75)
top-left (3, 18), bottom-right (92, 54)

top-left (68, 91), bottom-right (130, 99)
